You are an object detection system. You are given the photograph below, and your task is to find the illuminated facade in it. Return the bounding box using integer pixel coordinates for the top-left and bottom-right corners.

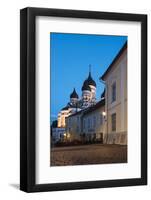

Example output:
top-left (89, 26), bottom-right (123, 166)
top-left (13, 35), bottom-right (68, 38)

top-left (57, 69), bottom-right (97, 128)
top-left (100, 42), bottom-right (127, 145)
top-left (53, 42), bottom-right (127, 145)
top-left (66, 98), bottom-right (105, 142)
top-left (65, 42), bottom-right (127, 145)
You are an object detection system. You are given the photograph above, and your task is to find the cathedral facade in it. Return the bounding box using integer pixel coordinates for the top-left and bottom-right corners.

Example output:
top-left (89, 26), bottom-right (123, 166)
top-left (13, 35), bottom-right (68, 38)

top-left (57, 70), bottom-right (97, 128)
top-left (56, 69), bottom-right (106, 143)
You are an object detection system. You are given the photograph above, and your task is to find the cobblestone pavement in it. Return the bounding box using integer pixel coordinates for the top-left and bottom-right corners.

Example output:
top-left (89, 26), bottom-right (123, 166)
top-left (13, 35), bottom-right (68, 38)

top-left (50, 144), bottom-right (127, 166)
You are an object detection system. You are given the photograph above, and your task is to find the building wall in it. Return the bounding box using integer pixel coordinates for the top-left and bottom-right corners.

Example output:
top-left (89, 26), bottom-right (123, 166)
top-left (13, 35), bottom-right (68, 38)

top-left (57, 109), bottom-right (71, 128)
top-left (104, 48), bottom-right (127, 145)
top-left (89, 85), bottom-right (96, 102)
top-left (65, 104), bottom-right (106, 143)
top-left (66, 113), bottom-right (82, 141)
top-left (51, 127), bottom-right (66, 143)
top-left (58, 107), bottom-right (82, 128)
top-left (82, 105), bottom-right (105, 142)
top-left (58, 47), bottom-right (127, 145)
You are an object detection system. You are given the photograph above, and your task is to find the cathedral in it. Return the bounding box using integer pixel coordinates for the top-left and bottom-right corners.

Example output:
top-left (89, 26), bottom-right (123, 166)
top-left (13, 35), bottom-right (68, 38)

top-left (53, 41), bottom-right (127, 145)
top-left (57, 68), bottom-right (97, 128)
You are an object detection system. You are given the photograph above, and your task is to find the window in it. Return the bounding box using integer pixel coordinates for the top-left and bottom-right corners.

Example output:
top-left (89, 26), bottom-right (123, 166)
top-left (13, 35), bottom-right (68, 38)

top-left (88, 118), bottom-right (90, 129)
top-left (76, 126), bottom-right (79, 132)
top-left (68, 118), bottom-right (71, 126)
top-left (77, 116), bottom-right (79, 122)
top-left (111, 113), bottom-right (116, 132)
top-left (111, 82), bottom-right (116, 102)
top-left (83, 119), bottom-right (85, 129)
top-left (93, 116), bottom-right (96, 128)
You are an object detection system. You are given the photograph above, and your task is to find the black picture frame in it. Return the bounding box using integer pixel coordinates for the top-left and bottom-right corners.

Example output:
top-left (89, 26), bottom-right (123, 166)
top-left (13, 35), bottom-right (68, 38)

top-left (20, 7), bottom-right (147, 192)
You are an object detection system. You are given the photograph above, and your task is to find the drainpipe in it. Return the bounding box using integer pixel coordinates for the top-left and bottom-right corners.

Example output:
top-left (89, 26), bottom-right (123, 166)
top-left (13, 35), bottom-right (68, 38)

top-left (100, 79), bottom-right (108, 144)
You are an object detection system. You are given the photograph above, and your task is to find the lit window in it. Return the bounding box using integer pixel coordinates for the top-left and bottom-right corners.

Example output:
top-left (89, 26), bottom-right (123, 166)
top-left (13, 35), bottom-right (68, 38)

top-left (111, 113), bottom-right (116, 131)
top-left (111, 82), bottom-right (116, 102)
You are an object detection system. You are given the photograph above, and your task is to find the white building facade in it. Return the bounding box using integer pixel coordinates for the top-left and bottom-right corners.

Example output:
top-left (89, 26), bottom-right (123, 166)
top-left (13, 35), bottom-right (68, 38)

top-left (65, 99), bottom-right (105, 143)
top-left (100, 42), bottom-right (127, 145)
top-left (65, 110), bottom-right (83, 142)
top-left (51, 127), bottom-right (66, 143)
top-left (82, 99), bottom-right (105, 142)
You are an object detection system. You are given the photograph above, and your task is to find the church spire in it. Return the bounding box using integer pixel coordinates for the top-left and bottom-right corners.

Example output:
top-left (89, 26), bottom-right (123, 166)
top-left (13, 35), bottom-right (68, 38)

top-left (89, 64), bottom-right (91, 76)
top-left (70, 88), bottom-right (79, 99)
top-left (87, 64), bottom-right (96, 87)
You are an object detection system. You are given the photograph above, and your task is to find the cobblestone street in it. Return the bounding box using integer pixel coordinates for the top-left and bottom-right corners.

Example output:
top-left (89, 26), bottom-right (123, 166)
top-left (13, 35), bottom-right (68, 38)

top-left (51, 144), bottom-right (127, 166)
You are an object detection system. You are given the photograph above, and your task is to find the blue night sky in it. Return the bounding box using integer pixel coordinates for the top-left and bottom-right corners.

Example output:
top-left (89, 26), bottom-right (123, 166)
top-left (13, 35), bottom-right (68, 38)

top-left (50, 33), bottom-right (127, 122)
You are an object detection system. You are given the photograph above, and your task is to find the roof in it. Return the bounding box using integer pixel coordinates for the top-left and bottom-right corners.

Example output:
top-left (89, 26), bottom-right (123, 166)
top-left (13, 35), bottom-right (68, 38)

top-left (82, 71), bottom-right (96, 91)
top-left (61, 105), bottom-right (69, 111)
top-left (68, 109), bottom-right (83, 118)
top-left (100, 41), bottom-right (127, 80)
top-left (101, 89), bottom-right (105, 99)
top-left (83, 99), bottom-right (105, 116)
top-left (87, 72), bottom-right (96, 87)
top-left (82, 81), bottom-right (91, 91)
top-left (68, 99), bottom-right (105, 118)
top-left (70, 88), bottom-right (79, 99)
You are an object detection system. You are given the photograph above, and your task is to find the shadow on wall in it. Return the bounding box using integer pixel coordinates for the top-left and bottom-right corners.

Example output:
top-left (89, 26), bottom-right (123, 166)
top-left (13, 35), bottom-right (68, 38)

top-left (9, 183), bottom-right (19, 190)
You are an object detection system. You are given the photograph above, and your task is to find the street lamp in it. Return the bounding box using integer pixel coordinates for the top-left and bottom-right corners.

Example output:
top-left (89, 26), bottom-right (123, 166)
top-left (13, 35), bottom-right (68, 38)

top-left (63, 133), bottom-right (67, 142)
top-left (102, 111), bottom-right (106, 117)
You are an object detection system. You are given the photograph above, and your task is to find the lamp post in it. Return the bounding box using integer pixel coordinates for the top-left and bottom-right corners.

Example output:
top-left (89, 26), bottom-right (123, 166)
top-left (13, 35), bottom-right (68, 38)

top-left (63, 133), bottom-right (67, 142)
top-left (100, 79), bottom-right (108, 144)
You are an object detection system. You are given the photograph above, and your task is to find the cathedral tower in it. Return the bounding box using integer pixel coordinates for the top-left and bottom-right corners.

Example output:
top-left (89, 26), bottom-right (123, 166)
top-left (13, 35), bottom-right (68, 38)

top-left (81, 65), bottom-right (97, 108)
top-left (70, 88), bottom-right (79, 106)
top-left (87, 65), bottom-right (96, 103)
top-left (82, 80), bottom-right (91, 108)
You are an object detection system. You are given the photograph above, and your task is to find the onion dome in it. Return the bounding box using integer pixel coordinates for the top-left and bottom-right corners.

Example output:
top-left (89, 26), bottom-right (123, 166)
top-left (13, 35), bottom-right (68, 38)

top-left (82, 81), bottom-right (91, 91)
top-left (83, 79), bottom-right (89, 86)
top-left (70, 88), bottom-right (79, 99)
top-left (87, 72), bottom-right (96, 87)
top-left (101, 89), bottom-right (105, 99)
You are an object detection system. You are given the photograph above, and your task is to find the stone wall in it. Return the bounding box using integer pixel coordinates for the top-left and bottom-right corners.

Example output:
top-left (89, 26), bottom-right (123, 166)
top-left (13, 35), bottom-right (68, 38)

top-left (104, 131), bottom-right (127, 145)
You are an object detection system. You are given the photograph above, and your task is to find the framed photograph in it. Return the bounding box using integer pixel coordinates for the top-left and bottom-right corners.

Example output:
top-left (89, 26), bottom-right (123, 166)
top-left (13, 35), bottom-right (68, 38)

top-left (20, 7), bottom-right (147, 192)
